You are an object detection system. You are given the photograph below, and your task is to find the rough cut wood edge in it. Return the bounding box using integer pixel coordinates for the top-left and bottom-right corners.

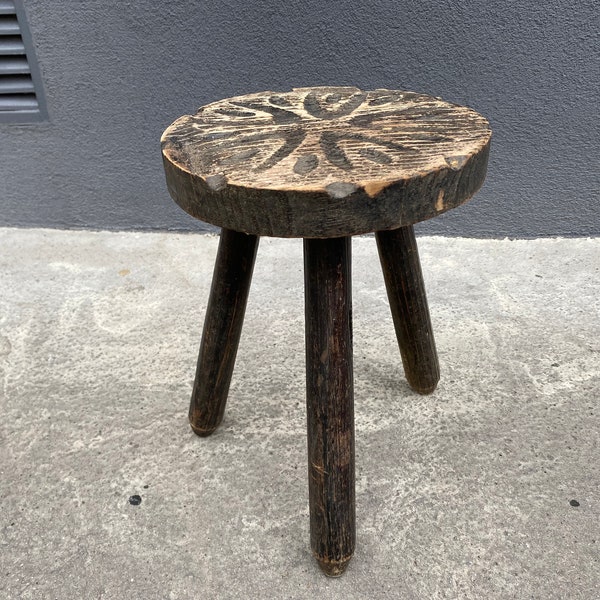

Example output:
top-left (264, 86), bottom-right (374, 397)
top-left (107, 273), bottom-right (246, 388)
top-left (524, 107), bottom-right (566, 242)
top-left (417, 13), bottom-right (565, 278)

top-left (162, 141), bottom-right (489, 238)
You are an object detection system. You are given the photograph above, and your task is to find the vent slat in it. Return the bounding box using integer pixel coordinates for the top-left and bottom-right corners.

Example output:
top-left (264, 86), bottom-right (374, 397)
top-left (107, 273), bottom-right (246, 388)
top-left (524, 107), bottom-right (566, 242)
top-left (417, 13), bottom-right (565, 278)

top-left (0, 1), bottom-right (16, 16)
top-left (0, 93), bottom-right (38, 111)
top-left (0, 75), bottom-right (34, 93)
top-left (0, 16), bottom-right (19, 34)
top-left (0, 4), bottom-right (45, 122)
top-left (0, 35), bottom-right (24, 53)
top-left (0, 56), bottom-right (30, 74)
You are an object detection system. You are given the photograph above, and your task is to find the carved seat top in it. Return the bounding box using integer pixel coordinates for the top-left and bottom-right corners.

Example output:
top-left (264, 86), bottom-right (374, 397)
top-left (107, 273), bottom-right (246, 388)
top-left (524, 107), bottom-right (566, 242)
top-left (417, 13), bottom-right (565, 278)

top-left (161, 87), bottom-right (491, 237)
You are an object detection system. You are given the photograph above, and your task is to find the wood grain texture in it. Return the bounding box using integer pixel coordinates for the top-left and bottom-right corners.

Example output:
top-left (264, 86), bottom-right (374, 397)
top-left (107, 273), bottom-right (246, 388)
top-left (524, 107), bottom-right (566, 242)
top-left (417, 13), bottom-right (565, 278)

top-left (162, 87), bottom-right (491, 237)
top-left (188, 228), bottom-right (258, 436)
top-left (376, 226), bottom-right (440, 394)
top-left (304, 236), bottom-right (355, 576)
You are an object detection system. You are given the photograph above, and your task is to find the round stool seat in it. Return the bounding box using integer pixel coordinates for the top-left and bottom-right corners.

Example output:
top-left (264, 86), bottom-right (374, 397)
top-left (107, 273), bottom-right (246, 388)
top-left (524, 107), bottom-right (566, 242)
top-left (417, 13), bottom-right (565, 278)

top-left (161, 86), bottom-right (491, 238)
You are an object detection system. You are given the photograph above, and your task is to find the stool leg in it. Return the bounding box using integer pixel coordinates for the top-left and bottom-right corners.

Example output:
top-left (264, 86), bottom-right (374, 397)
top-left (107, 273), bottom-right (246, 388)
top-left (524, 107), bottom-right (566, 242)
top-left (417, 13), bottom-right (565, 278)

top-left (375, 225), bottom-right (440, 394)
top-left (304, 236), bottom-right (355, 577)
top-left (188, 228), bottom-right (259, 436)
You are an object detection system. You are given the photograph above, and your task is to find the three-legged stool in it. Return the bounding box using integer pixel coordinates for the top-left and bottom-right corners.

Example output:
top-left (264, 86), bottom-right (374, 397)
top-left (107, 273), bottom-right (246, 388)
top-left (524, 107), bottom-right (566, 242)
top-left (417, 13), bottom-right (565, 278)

top-left (161, 87), bottom-right (491, 576)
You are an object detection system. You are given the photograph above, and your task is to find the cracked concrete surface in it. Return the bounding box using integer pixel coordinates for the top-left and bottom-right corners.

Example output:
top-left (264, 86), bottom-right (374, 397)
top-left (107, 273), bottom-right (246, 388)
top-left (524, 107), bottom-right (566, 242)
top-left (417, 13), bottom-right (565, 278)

top-left (0, 228), bottom-right (598, 599)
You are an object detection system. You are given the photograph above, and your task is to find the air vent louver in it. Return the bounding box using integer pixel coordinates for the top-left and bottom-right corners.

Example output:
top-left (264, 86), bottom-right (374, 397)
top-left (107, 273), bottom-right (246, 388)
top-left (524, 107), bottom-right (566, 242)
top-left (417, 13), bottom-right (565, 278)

top-left (0, 1), bottom-right (46, 122)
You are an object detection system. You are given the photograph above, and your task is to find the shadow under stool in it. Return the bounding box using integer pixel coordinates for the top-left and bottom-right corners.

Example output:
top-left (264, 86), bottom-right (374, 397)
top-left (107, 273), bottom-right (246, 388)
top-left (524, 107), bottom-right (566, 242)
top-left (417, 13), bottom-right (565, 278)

top-left (161, 86), bottom-right (491, 576)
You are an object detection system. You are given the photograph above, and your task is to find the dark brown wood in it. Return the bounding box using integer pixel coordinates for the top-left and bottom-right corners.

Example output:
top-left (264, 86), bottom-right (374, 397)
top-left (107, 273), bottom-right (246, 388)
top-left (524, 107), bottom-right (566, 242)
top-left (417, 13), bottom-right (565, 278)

top-left (376, 225), bottom-right (440, 394)
top-left (304, 236), bottom-right (355, 576)
top-left (188, 228), bottom-right (258, 436)
top-left (162, 86), bottom-right (491, 237)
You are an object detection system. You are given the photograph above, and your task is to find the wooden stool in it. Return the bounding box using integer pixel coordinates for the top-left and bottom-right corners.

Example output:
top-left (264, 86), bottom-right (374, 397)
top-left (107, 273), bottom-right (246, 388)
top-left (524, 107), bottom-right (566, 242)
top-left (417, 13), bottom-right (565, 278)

top-left (161, 87), bottom-right (491, 576)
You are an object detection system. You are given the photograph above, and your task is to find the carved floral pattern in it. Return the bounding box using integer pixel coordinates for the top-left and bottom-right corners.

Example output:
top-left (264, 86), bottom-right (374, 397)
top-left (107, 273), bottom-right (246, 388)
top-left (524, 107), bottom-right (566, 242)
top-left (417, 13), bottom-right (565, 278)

top-left (163, 87), bottom-right (490, 192)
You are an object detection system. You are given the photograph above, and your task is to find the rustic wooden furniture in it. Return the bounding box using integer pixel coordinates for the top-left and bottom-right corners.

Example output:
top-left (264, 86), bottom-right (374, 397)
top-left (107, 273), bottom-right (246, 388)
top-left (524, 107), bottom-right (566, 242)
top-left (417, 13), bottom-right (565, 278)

top-left (161, 87), bottom-right (491, 576)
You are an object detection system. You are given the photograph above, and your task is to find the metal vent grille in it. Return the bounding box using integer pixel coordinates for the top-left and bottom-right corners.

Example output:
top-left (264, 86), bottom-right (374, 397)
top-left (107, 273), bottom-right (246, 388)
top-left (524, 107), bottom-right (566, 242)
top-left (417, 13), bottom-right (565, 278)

top-left (0, 0), bottom-right (46, 122)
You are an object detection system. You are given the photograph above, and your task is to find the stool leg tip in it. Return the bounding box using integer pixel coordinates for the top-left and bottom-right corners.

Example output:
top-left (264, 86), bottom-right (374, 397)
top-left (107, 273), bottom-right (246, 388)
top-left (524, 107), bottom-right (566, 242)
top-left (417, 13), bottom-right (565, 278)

top-left (189, 420), bottom-right (219, 437)
top-left (317, 556), bottom-right (352, 577)
top-left (411, 381), bottom-right (439, 395)
top-left (407, 372), bottom-right (440, 395)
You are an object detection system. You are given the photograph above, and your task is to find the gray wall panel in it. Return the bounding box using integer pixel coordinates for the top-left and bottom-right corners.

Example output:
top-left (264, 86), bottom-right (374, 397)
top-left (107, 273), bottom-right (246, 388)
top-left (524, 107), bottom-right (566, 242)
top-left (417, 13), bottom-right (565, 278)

top-left (0, 0), bottom-right (598, 236)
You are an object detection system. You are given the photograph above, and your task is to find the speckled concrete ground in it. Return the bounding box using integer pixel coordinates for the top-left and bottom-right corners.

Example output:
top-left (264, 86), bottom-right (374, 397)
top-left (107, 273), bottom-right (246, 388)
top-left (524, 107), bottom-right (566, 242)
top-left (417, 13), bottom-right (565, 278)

top-left (0, 228), bottom-right (598, 599)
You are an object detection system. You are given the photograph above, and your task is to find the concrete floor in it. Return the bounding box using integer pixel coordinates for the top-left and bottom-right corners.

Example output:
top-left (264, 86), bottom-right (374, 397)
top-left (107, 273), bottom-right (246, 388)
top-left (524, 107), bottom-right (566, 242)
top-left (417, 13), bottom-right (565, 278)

top-left (0, 228), bottom-right (598, 599)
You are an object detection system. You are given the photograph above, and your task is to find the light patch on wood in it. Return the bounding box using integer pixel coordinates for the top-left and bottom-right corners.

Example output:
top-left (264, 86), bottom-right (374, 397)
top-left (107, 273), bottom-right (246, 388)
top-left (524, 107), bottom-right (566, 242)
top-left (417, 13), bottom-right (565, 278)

top-left (445, 155), bottom-right (468, 171)
top-left (363, 180), bottom-right (391, 197)
top-left (205, 174), bottom-right (227, 191)
top-left (436, 189), bottom-right (445, 211)
top-left (326, 182), bottom-right (359, 199)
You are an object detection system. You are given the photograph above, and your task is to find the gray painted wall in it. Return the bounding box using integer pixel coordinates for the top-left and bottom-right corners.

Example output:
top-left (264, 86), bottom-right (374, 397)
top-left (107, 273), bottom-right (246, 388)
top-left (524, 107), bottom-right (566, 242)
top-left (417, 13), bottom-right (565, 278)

top-left (1, 0), bottom-right (598, 236)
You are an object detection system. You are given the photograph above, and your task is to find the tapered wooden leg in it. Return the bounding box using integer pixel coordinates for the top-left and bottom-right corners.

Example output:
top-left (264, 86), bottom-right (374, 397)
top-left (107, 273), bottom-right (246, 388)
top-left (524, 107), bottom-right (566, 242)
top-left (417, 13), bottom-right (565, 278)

top-left (375, 225), bottom-right (440, 394)
top-left (304, 236), bottom-right (355, 577)
top-left (188, 228), bottom-right (259, 436)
